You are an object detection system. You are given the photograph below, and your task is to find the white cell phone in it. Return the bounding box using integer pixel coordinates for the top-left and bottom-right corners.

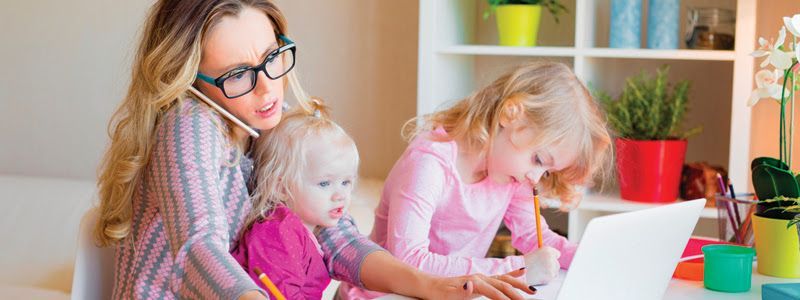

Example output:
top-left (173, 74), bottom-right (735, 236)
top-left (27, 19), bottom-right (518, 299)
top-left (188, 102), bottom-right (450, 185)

top-left (187, 86), bottom-right (260, 138)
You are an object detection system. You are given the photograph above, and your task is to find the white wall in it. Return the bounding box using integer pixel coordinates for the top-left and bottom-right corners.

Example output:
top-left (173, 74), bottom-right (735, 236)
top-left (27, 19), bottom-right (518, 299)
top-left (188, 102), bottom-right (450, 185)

top-left (0, 1), bottom-right (418, 181)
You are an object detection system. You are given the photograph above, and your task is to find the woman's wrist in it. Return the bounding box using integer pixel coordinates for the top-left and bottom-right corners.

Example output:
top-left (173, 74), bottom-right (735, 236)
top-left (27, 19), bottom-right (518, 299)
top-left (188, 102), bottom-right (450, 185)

top-left (400, 270), bottom-right (438, 299)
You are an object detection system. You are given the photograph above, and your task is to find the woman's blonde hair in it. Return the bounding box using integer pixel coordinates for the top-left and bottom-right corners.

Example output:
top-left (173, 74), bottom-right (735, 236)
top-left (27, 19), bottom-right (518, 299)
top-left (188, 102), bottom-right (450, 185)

top-left (405, 61), bottom-right (612, 206)
top-left (244, 100), bottom-right (358, 231)
top-left (95, 0), bottom-right (310, 246)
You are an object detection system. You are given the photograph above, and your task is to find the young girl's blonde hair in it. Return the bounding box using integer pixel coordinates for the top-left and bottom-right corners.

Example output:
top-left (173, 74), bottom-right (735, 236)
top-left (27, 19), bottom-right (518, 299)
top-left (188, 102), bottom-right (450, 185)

top-left (94, 0), bottom-right (311, 247)
top-left (405, 61), bottom-right (611, 206)
top-left (244, 100), bottom-right (358, 231)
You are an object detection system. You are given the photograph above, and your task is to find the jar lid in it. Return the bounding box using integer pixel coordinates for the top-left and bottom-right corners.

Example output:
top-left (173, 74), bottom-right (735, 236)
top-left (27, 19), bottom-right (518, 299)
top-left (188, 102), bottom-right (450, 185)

top-left (688, 7), bottom-right (736, 24)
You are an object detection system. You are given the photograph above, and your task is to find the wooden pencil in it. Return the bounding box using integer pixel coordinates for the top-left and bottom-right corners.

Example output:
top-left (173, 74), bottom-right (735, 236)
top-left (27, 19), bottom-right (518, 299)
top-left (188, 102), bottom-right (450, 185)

top-left (253, 266), bottom-right (286, 300)
top-left (533, 188), bottom-right (543, 248)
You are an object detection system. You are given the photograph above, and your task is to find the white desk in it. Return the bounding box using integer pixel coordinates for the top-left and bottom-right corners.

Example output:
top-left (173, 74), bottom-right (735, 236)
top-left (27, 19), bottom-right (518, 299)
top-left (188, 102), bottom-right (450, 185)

top-left (378, 266), bottom-right (799, 299)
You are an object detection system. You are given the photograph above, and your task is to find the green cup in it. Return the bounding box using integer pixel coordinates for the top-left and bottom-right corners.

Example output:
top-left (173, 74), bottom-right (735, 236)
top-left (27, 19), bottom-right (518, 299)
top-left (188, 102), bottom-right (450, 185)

top-left (702, 245), bottom-right (756, 292)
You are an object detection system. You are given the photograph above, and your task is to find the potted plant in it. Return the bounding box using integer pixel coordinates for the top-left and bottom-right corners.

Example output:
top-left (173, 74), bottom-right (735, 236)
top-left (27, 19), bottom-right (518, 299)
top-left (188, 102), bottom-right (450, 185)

top-left (597, 66), bottom-right (701, 203)
top-left (753, 196), bottom-right (800, 278)
top-left (483, 0), bottom-right (567, 47)
top-left (750, 20), bottom-right (800, 219)
top-left (747, 13), bottom-right (800, 278)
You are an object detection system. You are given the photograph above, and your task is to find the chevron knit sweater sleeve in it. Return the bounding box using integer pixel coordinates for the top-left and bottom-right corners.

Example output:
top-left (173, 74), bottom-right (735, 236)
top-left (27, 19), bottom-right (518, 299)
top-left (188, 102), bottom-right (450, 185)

top-left (112, 99), bottom-right (261, 300)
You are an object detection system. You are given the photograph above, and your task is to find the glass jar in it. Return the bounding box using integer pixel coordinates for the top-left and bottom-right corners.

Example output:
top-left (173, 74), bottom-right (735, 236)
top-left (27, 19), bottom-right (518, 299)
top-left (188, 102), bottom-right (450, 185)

top-left (685, 8), bottom-right (736, 50)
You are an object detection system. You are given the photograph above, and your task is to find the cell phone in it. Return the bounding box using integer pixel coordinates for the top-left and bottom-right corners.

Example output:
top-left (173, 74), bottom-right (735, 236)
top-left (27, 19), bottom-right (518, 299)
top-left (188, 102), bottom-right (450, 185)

top-left (187, 86), bottom-right (260, 138)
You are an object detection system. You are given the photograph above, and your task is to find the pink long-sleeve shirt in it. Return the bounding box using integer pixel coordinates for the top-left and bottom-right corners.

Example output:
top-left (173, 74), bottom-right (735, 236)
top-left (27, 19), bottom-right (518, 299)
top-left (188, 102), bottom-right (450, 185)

top-left (371, 127), bottom-right (577, 276)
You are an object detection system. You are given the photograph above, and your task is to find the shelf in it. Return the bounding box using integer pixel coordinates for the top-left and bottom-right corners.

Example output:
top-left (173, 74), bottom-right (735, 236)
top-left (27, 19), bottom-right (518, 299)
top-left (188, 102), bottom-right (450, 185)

top-left (438, 45), bottom-right (578, 57)
top-left (582, 48), bottom-right (735, 61)
top-left (437, 45), bottom-right (735, 61)
top-left (578, 193), bottom-right (719, 219)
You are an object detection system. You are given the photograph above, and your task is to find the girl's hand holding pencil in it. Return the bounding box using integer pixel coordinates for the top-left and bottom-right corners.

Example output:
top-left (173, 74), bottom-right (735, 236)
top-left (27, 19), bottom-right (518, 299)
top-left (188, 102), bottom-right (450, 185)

top-left (525, 186), bottom-right (562, 286)
top-left (523, 247), bottom-right (561, 285)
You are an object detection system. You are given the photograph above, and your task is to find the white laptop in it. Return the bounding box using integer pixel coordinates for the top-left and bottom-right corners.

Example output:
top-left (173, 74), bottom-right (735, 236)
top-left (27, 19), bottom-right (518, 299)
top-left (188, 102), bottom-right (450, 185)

top-left (548, 198), bottom-right (706, 300)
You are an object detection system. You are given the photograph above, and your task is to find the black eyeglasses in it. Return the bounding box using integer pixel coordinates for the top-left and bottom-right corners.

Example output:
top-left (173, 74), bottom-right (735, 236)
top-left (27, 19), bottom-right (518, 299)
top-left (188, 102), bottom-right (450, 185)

top-left (197, 35), bottom-right (296, 99)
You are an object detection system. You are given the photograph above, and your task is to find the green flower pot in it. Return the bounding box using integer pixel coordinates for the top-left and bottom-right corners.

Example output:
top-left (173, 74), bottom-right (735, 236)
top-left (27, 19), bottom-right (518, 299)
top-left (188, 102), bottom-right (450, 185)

top-left (495, 5), bottom-right (542, 47)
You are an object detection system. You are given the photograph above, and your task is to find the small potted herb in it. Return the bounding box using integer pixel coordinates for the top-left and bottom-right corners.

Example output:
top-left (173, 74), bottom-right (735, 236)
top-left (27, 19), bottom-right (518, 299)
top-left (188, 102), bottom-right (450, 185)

top-left (597, 66), bottom-right (700, 203)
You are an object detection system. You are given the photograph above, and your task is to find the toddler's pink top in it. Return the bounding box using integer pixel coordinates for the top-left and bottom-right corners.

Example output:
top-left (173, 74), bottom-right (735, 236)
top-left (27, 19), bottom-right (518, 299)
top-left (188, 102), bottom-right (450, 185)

top-left (232, 205), bottom-right (330, 299)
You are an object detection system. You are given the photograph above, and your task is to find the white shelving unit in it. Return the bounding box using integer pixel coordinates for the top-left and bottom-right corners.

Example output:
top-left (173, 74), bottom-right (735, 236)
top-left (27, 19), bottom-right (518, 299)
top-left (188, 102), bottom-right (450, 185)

top-left (418, 0), bottom-right (756, 240)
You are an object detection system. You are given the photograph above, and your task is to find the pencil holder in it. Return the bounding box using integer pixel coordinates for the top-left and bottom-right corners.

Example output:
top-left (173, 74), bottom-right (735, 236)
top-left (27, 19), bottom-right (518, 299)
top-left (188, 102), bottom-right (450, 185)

top-left (715, 193), bottom-right (756, 246)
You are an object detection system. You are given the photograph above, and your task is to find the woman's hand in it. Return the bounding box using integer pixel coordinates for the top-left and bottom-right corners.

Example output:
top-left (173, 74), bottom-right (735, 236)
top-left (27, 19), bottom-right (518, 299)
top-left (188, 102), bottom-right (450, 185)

top-left (421, 268), bottom-right (536, 300)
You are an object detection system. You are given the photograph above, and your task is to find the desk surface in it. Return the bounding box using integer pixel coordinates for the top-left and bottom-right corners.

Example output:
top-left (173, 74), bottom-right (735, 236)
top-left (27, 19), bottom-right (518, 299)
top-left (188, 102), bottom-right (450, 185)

top-left (378, 265), bottom-right (799, 300)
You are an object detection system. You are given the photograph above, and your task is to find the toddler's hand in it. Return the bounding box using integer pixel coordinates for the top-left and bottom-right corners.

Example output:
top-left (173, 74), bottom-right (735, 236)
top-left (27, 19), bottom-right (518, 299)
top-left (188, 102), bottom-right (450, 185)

top-left (524, 246), bottom-right (561, 285)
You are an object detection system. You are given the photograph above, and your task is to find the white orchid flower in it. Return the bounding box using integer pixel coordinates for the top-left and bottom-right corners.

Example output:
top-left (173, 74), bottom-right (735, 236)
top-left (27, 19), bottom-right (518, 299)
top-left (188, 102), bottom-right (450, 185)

top-left (752, 26), bottom-right (794, 70)
top-left (749, 69), bottom-right (787, 106)
top-left (784, 14), bottom-right (800, 37)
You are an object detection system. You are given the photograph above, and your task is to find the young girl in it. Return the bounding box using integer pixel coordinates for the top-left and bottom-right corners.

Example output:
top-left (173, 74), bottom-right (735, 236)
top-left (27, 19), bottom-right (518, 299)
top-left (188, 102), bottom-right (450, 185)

top-left (341, 62), bottom-right (612, 298)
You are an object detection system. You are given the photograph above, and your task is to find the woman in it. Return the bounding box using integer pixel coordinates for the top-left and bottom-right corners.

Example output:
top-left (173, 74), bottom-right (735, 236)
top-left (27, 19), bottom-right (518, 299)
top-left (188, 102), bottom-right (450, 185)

top-left (94, 0), bottom-right (531, 299)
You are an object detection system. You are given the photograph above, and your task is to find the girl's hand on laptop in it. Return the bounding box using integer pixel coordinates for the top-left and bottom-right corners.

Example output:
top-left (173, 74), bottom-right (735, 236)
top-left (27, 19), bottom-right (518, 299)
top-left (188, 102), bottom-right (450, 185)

top-left (524, 246), bottom-right (561, 285)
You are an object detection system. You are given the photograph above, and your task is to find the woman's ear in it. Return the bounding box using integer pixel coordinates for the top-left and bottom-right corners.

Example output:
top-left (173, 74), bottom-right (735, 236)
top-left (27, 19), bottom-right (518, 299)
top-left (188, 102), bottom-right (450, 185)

top-left (499, 95), bottom-right (526, 128)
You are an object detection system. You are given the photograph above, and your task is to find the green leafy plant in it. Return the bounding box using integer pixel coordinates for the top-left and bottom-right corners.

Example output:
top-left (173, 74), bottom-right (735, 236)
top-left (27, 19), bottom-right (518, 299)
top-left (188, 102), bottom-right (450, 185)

top-left (483, 0), bottom-right (568, 23)
top-left (597, 66), bottom-right (701, 140)
top-left (760, 196), bottom-right (800, 228)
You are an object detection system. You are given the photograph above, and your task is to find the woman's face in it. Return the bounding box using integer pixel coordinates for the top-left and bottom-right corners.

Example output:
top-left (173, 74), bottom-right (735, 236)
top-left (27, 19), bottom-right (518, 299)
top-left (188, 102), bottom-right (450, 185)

top-left (197, 7), bottom-right (285, 136)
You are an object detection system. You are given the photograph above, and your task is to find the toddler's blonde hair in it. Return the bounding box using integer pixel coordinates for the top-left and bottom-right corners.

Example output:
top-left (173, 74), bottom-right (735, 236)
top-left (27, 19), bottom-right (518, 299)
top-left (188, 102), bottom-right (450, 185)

top-left (245, 100), bottom-right (358, 230)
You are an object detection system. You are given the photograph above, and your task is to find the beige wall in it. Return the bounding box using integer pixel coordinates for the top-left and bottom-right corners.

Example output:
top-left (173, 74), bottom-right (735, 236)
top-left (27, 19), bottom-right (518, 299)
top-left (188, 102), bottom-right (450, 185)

top-left (274, 1), bottom-right (418, 180)
top-left (0, 1), bottom-right (150, 179)
top-left (0, 1), bottom-right (417, 180)
top-left (750, 2), bottom-right (800, 171)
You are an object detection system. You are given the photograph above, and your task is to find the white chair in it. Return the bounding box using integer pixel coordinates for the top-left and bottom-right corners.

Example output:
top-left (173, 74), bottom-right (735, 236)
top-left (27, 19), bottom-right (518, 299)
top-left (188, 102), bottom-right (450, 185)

top-left (70, 207), bottom-right (115, 300)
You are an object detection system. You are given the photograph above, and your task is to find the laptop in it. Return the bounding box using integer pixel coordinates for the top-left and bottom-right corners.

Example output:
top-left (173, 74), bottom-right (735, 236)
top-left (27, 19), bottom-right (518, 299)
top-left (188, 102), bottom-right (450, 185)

top-left (544, 198), bottom-right (707, 300)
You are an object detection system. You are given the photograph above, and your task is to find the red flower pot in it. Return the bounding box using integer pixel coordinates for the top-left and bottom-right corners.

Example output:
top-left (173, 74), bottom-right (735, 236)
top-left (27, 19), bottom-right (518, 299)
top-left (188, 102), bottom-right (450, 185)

top-left (616, 138), bottom-right (688, 203)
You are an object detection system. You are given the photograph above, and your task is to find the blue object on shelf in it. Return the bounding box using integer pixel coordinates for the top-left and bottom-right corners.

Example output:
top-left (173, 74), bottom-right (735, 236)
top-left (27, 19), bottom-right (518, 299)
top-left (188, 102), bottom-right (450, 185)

top-left (647, 0), bottom-right (680, 49)
top-left (610, 0), bottom-right (642, 48)
top-left (762, 283), bottom-right (800, 300)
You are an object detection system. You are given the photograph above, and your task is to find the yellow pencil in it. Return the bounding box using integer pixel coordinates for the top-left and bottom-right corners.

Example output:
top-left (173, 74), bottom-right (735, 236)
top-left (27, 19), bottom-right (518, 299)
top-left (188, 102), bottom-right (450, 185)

top-left (253, 267), bottom-right (286, 300)
top-left (533, 188), bottom-right (543, 248)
